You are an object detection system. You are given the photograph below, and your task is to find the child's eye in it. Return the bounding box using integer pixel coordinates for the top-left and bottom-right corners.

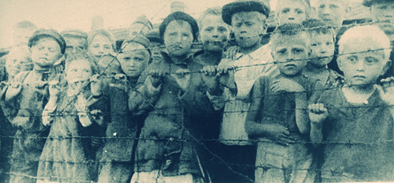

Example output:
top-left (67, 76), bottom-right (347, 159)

top-left (93, 44), bottom-right (99, 48)
top-left (48, 47), bottom-right (56, 52)
top-left (347, 56), bottom-right (357, 62)
top-left (311, 43), bottom-right (318, 47)
top-left (282, 8), bottom-right (290, 13)
top-left (277, 49), bottom-right (287, 54)
top-left (318, 4), bottom-right (325, 9)
top-left (218, 27), bottom-right (228, 33)
top-left (365, 57), bottom-right (378, 64)
top-left (378, 5), bottom-right (387, 10)
top-left (204, 27), bottom-right (214, 32)
top-left (293, 48), bottom-right (304, 54)
top-left (169, 32), bottom-right (177, 36)
top-left (329, 4), bottom-right (338, 9)
top-left (296, 9), bottom-right (304, 14)
top-left (134, 57), bottom-right (144, 61)
top-left (104, 45), bottom-right (112, 50)
top-left (123, 57), bottom-right (131, 61)
top-left (326, 42), bottom-right (333, 46)
top-left (78, 46), bottom-right (84, 51)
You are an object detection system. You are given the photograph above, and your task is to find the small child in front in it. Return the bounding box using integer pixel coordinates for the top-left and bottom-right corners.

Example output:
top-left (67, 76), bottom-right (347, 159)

top-left (2, 29), bottom-right (66, 183)
top-left (245, 23), bottom-right (316, 183)
top-left (309, 25), bottom-right (394, 182)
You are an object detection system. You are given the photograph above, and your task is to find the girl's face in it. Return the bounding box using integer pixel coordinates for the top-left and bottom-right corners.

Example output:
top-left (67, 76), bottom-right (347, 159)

top-left (66, 59), bottom-right (93, 84)
top-left (30, 37), bottom-right (61, 67)
top-left (88, 34), bottom-right (113, 61)
top-left (163, 20), bottom-right (194, 57)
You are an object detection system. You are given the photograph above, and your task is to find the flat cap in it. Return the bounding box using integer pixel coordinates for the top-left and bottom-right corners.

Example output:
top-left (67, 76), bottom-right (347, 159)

top-left (222, 1), bottom-right (270, 25)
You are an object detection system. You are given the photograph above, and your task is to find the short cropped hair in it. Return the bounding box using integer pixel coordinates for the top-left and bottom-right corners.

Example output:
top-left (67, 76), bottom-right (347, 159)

top-left (338, 25), bottom-right (391, 61)
top-left (302, 19), bottom-right (335, 41)
top-left (65, 51), bottom-right (98, 75)
top-left (198, 7), bottom-right (224, 31)
top-left (271, 23), bottom-right (310, 48)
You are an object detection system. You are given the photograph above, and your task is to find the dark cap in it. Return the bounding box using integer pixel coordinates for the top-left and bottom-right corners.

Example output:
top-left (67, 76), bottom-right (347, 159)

top-left (159, 11), bottom-right (199, 42)
top-left (28, 29), bottom-right (66, 55)
top-left (145, 29), bottom-right (163, 44)
top-left (120, 34), bottom-right (150, 52)
top-left (362, 0), bottom-right (394, 7)
top-left (222, 0), bottom-right (270, 25)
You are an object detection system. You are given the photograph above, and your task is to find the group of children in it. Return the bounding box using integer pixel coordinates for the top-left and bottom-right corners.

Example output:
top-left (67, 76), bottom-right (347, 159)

top-left (0, 0), bottom-right (393, 183)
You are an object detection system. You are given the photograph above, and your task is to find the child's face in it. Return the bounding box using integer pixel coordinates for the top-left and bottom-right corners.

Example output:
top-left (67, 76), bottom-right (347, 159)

top-left (309, 32), bottom-right (335, 68)
top-left (13, 28), bottom-right (36, 46)
top-left (65, 36), bottom-right (87, 56)
top-left (316, 0), bottom-right (347, 27)
top-left (338, 38), bottom-right (388, 87)
top-left (371, 2), bottom-right (394, 36)
top-left (272, 34), bottom-right (310, 76)
top-left (118, 43), bottom-right (149, 77)
top-left (231, 12), bottom-right (266, 49)
top-left (200, 15), bottom-right (230, 52)
top-left (276, 0), bottom-right (308, 25)
top-left (88, 34), bottom-right (113, 61)
top-left (163, 20), bottom-right (194, 57)
top-left (66, 59), bottom-right (93, 83)
top-left (30, 37), bottom-right (61, 67)
top-left (149, 41), bottom-right (164, 64)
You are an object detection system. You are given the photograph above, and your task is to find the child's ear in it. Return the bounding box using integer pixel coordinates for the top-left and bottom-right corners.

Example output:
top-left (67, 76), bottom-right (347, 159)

top-left (337, 57), bottom-right (344, 73)
top-left (381, 60), bottom-right (392, 76)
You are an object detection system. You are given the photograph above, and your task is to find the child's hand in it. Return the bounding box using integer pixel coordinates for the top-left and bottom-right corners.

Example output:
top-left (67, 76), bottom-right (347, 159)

top-left (48, 80), bottom-right (61, 97)
top-left (91, 137), bottom-right (102, 148)
top-left (226, 46), bottom-right (239, 60)
top-left (265, 124), bottom-right (294, 145)
top-left (90, 74), bottom-right (102, 96)
top-left (201, 66), bottom-right (220, 93)
top-left (148, 69), bottom-right (166, 88)
top-left (377, 77), bottom-right (394, 106)
top-left (308, 103), bottom-right (328, 124)
top-left (271, 78), bottom-right (305, 93)
top-left (171, 69), bottom-right (191, 92)
top-left (5, 82), bottom-right (22, 101)
top-left (217, 64), bottom-right (236, 90)
top-left (109, 74), bottom-right (129, 92)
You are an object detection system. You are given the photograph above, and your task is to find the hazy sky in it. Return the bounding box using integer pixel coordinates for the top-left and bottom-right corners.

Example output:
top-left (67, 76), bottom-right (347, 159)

top-left (0, 0), bottom-right (362, 49)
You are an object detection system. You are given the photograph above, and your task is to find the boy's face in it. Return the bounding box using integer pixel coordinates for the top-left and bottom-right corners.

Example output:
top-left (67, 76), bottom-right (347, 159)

top-left (309, 32), bottom-right (335, 68)
top-left (118, 42), bottom-right (150, 77)
top-left (272, 34), bottom-right (310, 76)
top-left (13, 28), bottom-right (36, 46)
top-left (338, 38), bottom-right (388, 87)
top-left (88, 34), bottom-right (113, 61)
top-left (231, 12), bottom-right (266, 49)
top-left (149, 41), bottom-right (164, 64)
top-left (66, 59), bottom-right (93, 83)
top-left (200, 15), bottom-right (230, 52)
top-left (64, 36), bottom-right (87, 56)
top-left (30, 37), bottom-right (61, 67)
top-left (316, 0), bottom-right (347, 27)
top-left (164, 20), bottom-right (194, 57)
top-left (276, 0), bottom-right (308, 25)
top-left (371, 2), bottom-right (394, 36)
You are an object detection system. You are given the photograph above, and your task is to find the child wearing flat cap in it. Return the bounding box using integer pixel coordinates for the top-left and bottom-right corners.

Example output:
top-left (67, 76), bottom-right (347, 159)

top-left (1, 29), bottom-right (65, 183)
top-left (207, 1), bottom-right (278, 182)
top-left (129, 11), bottom-right (217, 183)
top-left (97, 34), bottom-right (151, 183)
top-left (363, 0), bottom-right (394, 79)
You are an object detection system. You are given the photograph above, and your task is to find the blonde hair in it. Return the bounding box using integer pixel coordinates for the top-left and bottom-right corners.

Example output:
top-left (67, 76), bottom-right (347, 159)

top-left (198, 7), bottom-right (224, 30)
top-left (338, 25), bottom-right (391, 61)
